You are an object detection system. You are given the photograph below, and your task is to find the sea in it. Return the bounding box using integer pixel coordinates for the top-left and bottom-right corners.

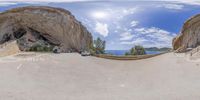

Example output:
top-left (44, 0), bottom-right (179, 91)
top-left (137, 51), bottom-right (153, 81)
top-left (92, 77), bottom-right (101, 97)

top-left (105, 50), bottom-right (163, 56)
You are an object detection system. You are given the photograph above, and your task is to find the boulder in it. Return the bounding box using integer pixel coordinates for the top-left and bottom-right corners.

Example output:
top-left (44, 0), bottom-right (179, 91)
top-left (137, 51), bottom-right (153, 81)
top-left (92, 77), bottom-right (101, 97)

top-left (173, 14), bottom-right (200, 52)
top-left (0, 6), bottom-right (93, 53)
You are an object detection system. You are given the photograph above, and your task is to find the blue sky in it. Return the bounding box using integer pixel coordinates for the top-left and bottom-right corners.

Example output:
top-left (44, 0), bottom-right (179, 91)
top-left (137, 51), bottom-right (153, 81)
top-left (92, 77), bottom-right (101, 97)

top-left (0, 0), bottom-right (200, 50)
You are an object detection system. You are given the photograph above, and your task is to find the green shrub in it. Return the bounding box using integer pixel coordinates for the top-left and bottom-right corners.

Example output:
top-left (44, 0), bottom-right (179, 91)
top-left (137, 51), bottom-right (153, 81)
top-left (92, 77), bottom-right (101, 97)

top-left (125, 52), bottom-right (130, 56)
top-left (29, 44), bottom-right (54, 52)
top-left (125, 45), bottom-right (146, 55)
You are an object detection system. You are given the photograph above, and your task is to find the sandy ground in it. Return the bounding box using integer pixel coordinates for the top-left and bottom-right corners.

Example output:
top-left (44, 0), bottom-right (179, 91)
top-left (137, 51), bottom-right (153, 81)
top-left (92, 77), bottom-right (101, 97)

top-left (0, 52), bottom-right (200, 100)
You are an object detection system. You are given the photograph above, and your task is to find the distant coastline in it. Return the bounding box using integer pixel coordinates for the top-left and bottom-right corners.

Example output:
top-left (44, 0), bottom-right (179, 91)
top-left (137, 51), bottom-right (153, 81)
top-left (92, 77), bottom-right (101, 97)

top-left (105, 47), bottom-right (170, 56)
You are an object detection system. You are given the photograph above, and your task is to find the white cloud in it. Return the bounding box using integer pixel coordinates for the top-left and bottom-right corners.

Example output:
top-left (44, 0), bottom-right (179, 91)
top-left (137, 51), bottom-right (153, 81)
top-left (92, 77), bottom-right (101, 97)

top-left (122, 8), bottom-right (136, 14)
top-left (1, 0), bottom-right (200, 5)
top-left (0, 0), bottom-right (95, 2)
top-left (0, 2), bottom-right (17, 6)
top-left (116, 25), bottom-right (121, 29)
top-left (120, 38), bottom-right (147, 45)
top-left (158, 4), bottom-right (184, 10)
top-left (116, 7), bottom-right (138, 20)
top-left (133, 27), bottom-right (175, 47)
top-left (105, 7), bottom-right (139, 20)
top-left (120, 32), bottom-right (134, 41)
top-left (120, 27), bottom-right (175, 47)
top-left (130, 20), bottom-right (139, 27)
top-left (91, 11), bottom-right (109, 19)
top-left (164, 0), bottom-right (200, 5)
top-left (94, 22), bottom-right (109, 37)
top-left (90, 7), bottom-right (139, 38)
top-left (130, 0), bottom-right (200, 5)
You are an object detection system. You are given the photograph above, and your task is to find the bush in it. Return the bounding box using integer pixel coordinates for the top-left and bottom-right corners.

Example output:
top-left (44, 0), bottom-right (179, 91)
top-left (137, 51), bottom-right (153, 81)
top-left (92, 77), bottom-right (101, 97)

top-left (29, 44), bottom-right (54, 52)
top-left (125, 52), bottom-right (130, 56)
top-left (125, 45), bottom-right (146, 55)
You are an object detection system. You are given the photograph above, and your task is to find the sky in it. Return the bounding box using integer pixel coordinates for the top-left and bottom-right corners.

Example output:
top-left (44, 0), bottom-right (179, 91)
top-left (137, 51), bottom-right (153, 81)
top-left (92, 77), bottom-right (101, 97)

top-left (0, 0), bottom-right (200, 50)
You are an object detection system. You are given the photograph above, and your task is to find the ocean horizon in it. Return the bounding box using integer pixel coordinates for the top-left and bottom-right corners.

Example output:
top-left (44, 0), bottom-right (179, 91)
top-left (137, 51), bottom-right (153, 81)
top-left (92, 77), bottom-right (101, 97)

top-left (105, 50), bottom-right (163, 56)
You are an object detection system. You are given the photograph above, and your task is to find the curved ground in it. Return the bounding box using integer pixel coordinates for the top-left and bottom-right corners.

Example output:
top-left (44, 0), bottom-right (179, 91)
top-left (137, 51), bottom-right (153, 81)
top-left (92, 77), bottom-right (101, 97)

top-left (0, 53), bottom-right (200, 100)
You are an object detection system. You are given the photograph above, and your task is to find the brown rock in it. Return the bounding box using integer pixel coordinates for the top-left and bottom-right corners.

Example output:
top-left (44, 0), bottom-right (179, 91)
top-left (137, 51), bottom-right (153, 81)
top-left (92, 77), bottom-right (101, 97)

top-left (0, 6), bottom-right (93, 53)
top-left (172, 14), bottom-right (200, 52)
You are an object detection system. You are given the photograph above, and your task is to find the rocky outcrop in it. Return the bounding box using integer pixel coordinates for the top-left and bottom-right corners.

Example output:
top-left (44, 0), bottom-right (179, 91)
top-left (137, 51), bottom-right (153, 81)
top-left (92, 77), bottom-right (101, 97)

top-left (173, 14), bottom-right (200, 52)
top-left (0, 6), bottom-right (92, 53)
top-left (0, 41), bottom-right (20, 57)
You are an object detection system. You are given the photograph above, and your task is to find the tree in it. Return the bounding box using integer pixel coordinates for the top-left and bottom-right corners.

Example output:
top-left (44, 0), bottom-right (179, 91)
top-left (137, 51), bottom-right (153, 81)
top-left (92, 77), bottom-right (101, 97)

top-left (93, 37), bottom-right (106, 54)
top-left (125, 45), bottom-right (146, 55)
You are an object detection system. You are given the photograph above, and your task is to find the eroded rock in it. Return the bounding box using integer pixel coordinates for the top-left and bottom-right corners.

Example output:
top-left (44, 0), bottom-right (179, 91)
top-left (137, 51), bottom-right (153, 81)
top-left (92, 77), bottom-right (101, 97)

top-left (0, 6), bottom-right (93, 53)
top-left (173, 14), bottom-right (200, 52)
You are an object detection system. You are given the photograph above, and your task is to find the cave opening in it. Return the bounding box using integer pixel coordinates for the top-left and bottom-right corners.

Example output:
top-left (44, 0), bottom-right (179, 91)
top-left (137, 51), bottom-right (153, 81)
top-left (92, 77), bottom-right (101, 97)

top-left (13, 28), bottom-right (26, 39)
top-left (0, 33), bottom-right (12, 44)
top-left (28, 27), bottom-right (59, 46)
top-left (27, 27), bottom-right (59, 52)
top-left (1, 27), bottom-right (61, 53)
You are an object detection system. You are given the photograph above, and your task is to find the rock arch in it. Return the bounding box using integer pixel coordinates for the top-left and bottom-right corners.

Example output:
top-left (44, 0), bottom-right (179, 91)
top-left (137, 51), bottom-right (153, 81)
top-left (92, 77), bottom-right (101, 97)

top-left (0, 6), bottom-right (93, 53)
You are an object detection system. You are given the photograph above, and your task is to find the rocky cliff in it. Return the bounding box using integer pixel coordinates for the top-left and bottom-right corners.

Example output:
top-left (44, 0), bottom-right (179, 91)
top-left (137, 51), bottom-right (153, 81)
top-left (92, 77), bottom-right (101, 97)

top-left (173, 14), bottom-right (200, 52)
top-left (0, 6), bottom-right (93, 53)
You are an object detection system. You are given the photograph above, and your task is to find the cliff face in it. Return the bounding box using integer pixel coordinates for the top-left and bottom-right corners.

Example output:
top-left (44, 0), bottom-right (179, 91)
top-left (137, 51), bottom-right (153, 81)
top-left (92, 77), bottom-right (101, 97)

top-left (173, 14), bottom-right (200, 52)
top-left (0, 6), bottom-right (93, 53)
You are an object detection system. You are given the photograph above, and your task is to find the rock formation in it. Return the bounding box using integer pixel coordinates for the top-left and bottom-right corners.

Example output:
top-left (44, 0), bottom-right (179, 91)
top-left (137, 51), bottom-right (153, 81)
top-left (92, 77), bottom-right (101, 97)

top-left (0, 6), bottom-right (93, 53)
top-left (0, 41), bottom-right (20, 57)
top-left (173, 14), bottom-right (200, 52)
